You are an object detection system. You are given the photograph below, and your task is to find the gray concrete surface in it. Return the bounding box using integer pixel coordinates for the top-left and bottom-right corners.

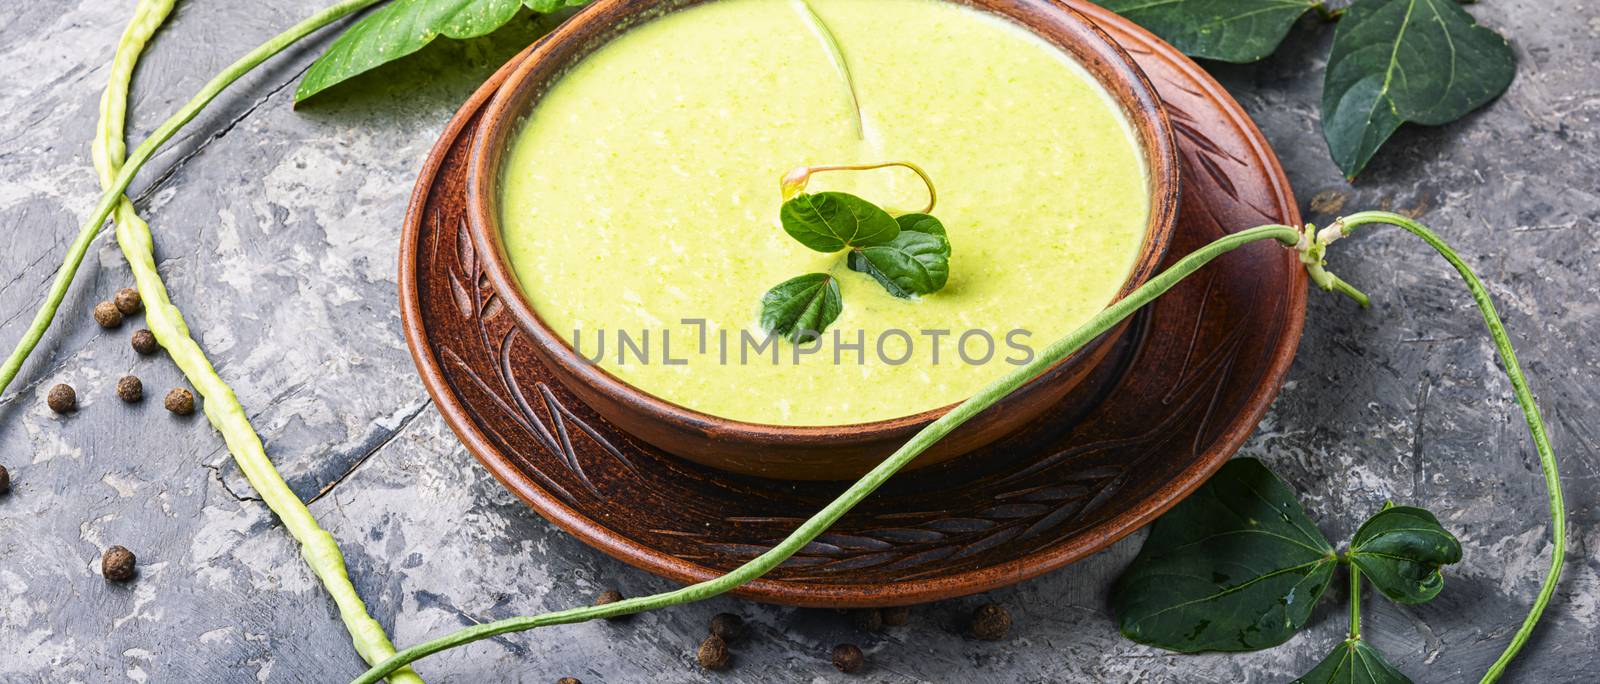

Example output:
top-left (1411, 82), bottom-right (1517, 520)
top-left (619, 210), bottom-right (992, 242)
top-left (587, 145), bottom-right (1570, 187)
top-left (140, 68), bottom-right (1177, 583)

top-left (1, 1), bottom-right (1595, 682)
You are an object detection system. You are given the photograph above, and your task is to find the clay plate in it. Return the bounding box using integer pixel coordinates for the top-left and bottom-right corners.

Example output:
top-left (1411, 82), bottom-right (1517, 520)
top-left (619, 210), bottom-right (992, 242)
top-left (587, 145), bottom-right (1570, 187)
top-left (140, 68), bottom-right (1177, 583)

top-left (400, 0), bottom-right (1305, 607)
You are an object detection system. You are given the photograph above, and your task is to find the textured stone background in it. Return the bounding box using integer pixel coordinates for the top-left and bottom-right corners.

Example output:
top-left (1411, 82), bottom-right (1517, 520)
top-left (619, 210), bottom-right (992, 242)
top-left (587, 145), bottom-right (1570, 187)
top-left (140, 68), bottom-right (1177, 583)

top-left (0, 1), bottom-right (1595, 682)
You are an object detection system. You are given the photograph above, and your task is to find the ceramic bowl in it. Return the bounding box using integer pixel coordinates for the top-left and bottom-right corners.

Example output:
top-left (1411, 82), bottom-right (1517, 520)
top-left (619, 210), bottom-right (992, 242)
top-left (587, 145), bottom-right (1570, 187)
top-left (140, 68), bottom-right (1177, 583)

top-left (466, 0), bottom-right (1180, 480)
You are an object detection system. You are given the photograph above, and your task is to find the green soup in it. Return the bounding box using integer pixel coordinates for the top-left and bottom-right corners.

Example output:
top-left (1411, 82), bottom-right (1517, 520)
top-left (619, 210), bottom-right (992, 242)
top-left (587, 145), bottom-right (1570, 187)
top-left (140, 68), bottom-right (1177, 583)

top-left (500, 0), bottom-right (1149, 426)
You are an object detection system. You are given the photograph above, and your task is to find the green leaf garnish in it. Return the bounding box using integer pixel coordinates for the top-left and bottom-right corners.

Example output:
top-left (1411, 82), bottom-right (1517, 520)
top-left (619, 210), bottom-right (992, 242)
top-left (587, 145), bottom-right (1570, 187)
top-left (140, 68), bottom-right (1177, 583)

top-left (1112, 458), bottom-right (1338, 652)
top-left (1321, 0), bottom-right (1515, 178)
top-left (763, 163), bottom-right (945, 336)
top-left (1094, 0), bottom-right (1319, 63)
top-left (759, 273), bottom-right (843, 342)
top-left (1347, 505), bottom-right (1462, 604)
top-left (780, 191), bottom-right (900, 253)
top-left (1292, 639), bottom-right (1414, 684)
top-left (847, 213), bottom-right (950, 298)
top-left (295, 0), bottom-right (589, 103)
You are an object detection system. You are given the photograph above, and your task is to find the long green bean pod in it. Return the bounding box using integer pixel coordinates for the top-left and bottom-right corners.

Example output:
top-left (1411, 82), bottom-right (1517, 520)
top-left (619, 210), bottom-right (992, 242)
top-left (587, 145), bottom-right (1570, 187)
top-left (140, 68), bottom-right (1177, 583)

top-left (90, 1), bottom-right (419, 681)
top-left (352, 226), bottom-right (1312, 682)
top-left (0, 0), bottom-right (385, 396)
top-left (357, 214), bottom-right (1563, 683)
top-left (1327, 212), bottom-right (1566, 684)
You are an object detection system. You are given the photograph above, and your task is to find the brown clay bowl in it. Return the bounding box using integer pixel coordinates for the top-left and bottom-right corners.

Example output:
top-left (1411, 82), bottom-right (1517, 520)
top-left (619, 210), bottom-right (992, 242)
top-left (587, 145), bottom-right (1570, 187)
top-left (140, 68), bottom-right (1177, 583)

top-left (465, 0), bottom-right (1181, 480)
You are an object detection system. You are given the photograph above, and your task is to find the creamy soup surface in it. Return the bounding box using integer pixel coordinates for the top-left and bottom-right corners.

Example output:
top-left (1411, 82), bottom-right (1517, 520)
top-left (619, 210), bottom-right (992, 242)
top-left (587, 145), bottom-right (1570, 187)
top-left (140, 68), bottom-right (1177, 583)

top-left (500, 0), bottom-right (1149, 426)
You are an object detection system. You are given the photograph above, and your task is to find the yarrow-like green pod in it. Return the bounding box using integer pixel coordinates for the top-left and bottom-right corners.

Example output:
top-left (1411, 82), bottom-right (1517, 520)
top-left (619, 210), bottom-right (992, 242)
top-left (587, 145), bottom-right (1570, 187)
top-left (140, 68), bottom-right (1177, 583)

top-left (350, 224), bottom-right (1312, 683)
top-left (1329, 212), bottom-right (1566, 683)
top-left (0, 0), bottom-right (388, 397)
top-left (90, 1), bottom-right (419, 681)
top-left (353, 216), bottom-right (1562, 684)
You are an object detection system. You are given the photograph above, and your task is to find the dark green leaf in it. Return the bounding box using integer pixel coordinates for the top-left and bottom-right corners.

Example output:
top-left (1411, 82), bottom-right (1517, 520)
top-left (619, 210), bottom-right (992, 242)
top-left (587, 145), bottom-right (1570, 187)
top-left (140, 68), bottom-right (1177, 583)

top-left (1094, 0), bottom-right (1318, 63)
top-left (1321, 0), bottom-right (1515, 178)
top-left (295, 0), bottom-right (589, 103)
top-left (847, 213), bottom-right (951, 298)
top-left (1348, 505), bottom-right (1461, 604)
top-left (1293, 639), bottom-right (1413, 684)
top-left (759, 273), bottom-right (842, 342)
top-left (779, 192), bottom-right (899, 253)
top-left (1113, 458), bottom-right (1337, 652)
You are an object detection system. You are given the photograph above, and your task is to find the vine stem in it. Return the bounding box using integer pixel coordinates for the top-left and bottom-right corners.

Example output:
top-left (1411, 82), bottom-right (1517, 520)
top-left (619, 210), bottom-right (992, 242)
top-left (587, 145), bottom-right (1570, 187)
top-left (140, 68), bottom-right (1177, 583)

top-left (1331, 211), bottom-right (1566, 684)
top-left (795, 0), bottom-right (864, 139)
top-left (1348, 562), bottom-right (1362, 641)
top-left (0, 0), bottom-right (386, 398)
top-left (350, 224), bottom-right (1306, 683)
top-left (355, 213), bottom-right (1564, 683)
top-left (87, 0), bottom-right (419, 681)
top-left (780, 160), bottom-right (938, 214)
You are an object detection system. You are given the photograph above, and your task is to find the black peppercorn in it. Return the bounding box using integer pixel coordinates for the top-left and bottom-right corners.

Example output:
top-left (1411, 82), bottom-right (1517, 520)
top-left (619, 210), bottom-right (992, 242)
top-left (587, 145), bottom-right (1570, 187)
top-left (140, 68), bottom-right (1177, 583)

top-left (708, 612), bottom-right (746, 643)
top-left (0, 464), bottom-right (10, 495)
top-left (970, 603), bottom-right (1011, 641)
top-left (881, 606), bottom-right (911, 626)
top-left (116, 376), bottom-right (142, 403)
top-left (697, 634), bottom-right (730, 670)
top-left (164, 388), bottom-right (195, 415)
top-left (47, 383), bottom-right (77, 414)
top-left (594, 588), bottom-right (633, 622)
top-left (130, 329), bottom-right (159, 355)
top-left (831, 643), bottom-right (864, 673)
top-left (850, 608), bottom-right (883, 632)
top-left (114, 287), bottom-right (142, 315)
top-left (93, 300), bottom-right (123, 328)
top-left (102, 545), bottom-right (137, 581)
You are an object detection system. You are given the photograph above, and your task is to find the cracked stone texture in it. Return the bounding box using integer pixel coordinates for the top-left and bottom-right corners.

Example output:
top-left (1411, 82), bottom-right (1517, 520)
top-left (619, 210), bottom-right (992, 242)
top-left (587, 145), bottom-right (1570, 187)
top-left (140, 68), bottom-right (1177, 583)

top-left (1, 1), bottom-right (1596, 682)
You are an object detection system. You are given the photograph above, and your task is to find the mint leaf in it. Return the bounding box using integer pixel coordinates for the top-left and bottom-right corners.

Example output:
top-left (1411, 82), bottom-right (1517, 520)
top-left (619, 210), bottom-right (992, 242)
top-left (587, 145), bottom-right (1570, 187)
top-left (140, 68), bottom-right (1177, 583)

top-left (780, 192), bottom-right (899, 253)
top-left (759, 273), bottom-right (843, 341)
top-left (1348, 505), bottom-right (1462, 604)
top-left (1293, 639), bottom-right (1413, 684)
top-left (1093, 0), bottom-right (1319, 63)
top-left (847, 213), bottom-right (950, 298)
top-left (1112, 458), bottom-right (1338, 652)
top-left (1321, 0), bottom-right (1515, 178)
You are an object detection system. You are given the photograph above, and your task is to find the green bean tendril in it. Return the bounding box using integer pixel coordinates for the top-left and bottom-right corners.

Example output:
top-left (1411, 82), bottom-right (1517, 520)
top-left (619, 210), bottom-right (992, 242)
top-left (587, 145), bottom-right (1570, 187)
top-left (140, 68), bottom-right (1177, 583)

top-left (1328, 212), bottom-right (1566, 684)
top-left (796, 0), bottom-right (863, 139)
top-left (1348, 561), bottom-right (1362, 641)
top-left (88, 1), bottom-right (419, 681)
top-left (350, 226), bottom-right (1307, 683)
top-left (358, 214), bottom-right (1562, 684)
